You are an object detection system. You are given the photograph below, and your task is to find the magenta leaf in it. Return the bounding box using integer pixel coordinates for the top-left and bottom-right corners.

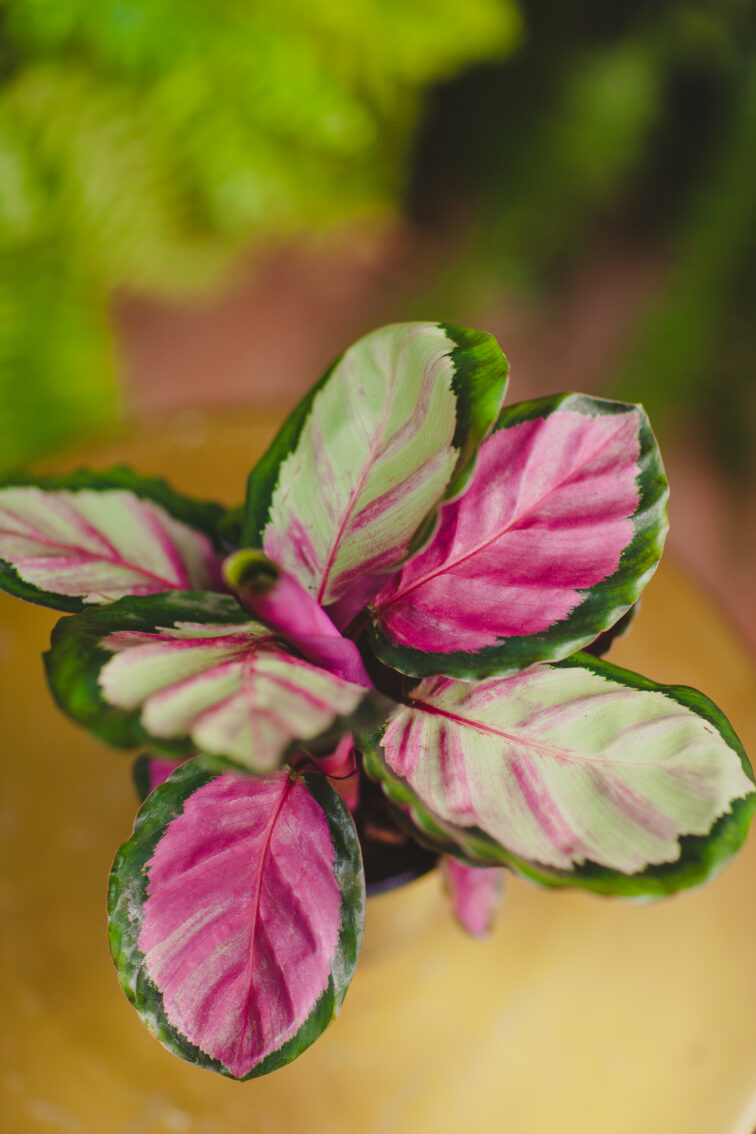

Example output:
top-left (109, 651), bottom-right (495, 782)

top-left (242, 323), bottom-right (509, 623)
top-left (359, 653), bottom-right (755, 897)
top-left (0, 469), bottom-right (227, 612)
top-left (109, 759), bottom-right (365, 1079)
top-left (441, 858), bottom-right (505, 938)
top-left (45, 592), bottom-right (393, 771)
top-left (367, 394), bottom-right (668, 678)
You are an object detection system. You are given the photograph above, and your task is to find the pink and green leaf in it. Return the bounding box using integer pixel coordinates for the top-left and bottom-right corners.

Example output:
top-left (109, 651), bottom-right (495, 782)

top-left (242, 322), bottom-right (509, 622)
top-left (45, 592), bottom-right (392, 772)
top-left (359, 653), bottom-right (755, 897)
top-left (367, 394), bottom-right (669, 679)
top-left (441, 858), bottom-right (505, 938)
top-left (109, 759), bottom-right (365, 1079)
top-left (0, 468), bottom-right (228, 612)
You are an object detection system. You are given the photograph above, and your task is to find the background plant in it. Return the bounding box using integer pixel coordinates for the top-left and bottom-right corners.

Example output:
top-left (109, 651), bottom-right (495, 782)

top-left (0, 0), bottom-right (518, 466)
top-left (409, 0), bottom-right (756, 479)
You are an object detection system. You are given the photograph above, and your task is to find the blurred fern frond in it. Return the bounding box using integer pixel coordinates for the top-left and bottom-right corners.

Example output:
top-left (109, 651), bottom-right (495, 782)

top-left (0, 0), bottom-right (519, 467)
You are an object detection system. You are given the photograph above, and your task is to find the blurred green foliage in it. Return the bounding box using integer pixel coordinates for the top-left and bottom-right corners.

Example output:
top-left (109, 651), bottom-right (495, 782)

top-left (410, 0), bottom-right (756, 477)
top-left (614, 39), bottom-right (756, 480)
top-left (0, 0), bottom-right (518, 467)
top-left (3, 0), bottom-right (754, 479)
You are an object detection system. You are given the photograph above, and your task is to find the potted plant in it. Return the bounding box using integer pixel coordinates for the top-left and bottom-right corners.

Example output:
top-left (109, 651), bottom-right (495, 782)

top-left (0, 322), bottom-right (752, 1083)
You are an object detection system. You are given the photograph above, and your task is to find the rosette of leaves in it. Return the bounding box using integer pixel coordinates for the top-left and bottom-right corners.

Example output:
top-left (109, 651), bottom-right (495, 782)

top-left (1, 322), bottom-right (752, 1079)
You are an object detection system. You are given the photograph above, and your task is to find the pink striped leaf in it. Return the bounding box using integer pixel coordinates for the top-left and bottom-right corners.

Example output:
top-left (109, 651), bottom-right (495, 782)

top-left (242, 322), bottom-right (508, 623)
top-left (0, 469), bottom-right (227, 612)
top-left (441, 857), bottom-right (505, 938)
top-left (359, 653), bottom-right (755, 896)
top-left (45, 592), bottom-right (392, 772)
top-left (108, 760), bottom-right (364, 1079)
top-left (367, 394), bottom-right (669, 679)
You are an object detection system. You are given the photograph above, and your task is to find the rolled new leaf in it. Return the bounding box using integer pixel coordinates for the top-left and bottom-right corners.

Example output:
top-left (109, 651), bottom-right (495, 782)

top-left (109, 760), bottom-right (365, 1079)
top-left (222, 549), bottom-right (372, 686)
top-left (360, 653), bottom-right (755, 897)
top-left (0, 468), bottom-right (227, 611)
top-left (368, 394), bottom-right (668, 678)
top-left (45, 592), bottom-right (392, 771)
top-left (242, 322), bottom-right (508, 624)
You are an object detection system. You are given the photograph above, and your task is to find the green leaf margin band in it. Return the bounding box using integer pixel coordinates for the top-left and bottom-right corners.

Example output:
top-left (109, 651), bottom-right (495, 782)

top-left (108, 758), bottom-right (365, 1079)
top-left (367, 393), bottom-right (669, 681)
top-left (358, 652), bottom-right (755, 898)
top-left (0, 466), bottom-right (232, 613)
top-left (44, 591), bottom-right (393, 763)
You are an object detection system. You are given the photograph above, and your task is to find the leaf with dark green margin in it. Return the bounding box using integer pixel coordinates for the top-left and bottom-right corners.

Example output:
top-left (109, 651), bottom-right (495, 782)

top-left (241, 322), bottom-right (508, 624)
top-left (367, 394), bottom-right (668, 679)
top-left (109, 759), bottom-right (365, 1079)
top-left (358, 652), bottom-right (754, 897)
top-left (45, 591), bottom-right (393, 770)
top-left (0, 467), bottom-right (229, 612)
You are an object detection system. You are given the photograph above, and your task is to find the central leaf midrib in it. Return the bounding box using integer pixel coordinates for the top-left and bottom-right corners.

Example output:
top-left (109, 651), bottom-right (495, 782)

top-left (407, 697), bottom-right (673, 769)
top-left (245, 775), bottom-right (293, 1001)
top-left (0, 518), bottom-right (185, 590)
top-left (315, 380), bottom-right (393, 606)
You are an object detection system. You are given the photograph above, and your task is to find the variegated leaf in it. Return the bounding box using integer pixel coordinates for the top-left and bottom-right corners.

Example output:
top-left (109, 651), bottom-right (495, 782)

top-left (45, 592), bottom-right (392, 772)
top-left (368, 394), bottom-right (668, 678)
top-left (360, 653), bottom-right (755, 896)
top-left (0, 469), bottom-right (227, 611)
top-left (441, 857), bottom-right (505, 938)
top-left (242, 322), bottom-right (508, 621)
top-left (109, 760), bottom-right (364, 1079)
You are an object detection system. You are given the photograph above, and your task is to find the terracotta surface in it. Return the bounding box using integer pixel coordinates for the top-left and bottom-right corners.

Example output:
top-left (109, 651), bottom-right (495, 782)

top-left (1, 413), bottom-right (756, 1134)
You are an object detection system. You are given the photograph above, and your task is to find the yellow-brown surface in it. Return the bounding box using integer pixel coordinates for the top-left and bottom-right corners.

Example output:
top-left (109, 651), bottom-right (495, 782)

top-left (2, 413), bottom-right (755, 1133)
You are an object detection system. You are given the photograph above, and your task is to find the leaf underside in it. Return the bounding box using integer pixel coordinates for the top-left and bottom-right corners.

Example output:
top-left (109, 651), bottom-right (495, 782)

top-left (442, 857), bottom-right (505, 938)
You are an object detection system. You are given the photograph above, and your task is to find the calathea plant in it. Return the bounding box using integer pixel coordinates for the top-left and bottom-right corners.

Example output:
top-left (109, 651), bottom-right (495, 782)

top-left (0, 322), bottom-right (752, 1080)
